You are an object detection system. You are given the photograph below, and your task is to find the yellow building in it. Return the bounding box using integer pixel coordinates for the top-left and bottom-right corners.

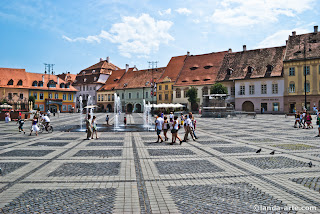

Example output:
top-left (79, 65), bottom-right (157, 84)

top-left (157, 55), bottom-right (186, 104)
top-left (284, 27), bottom-right (320, 112)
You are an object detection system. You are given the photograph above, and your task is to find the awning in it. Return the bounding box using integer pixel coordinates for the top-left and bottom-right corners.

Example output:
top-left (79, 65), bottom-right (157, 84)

top-left (84, 105), bottom-right (98, 109)
top-left (0, 103), bottom-right (13, 108)
top-left (147, 103), bottom-right (185, 108)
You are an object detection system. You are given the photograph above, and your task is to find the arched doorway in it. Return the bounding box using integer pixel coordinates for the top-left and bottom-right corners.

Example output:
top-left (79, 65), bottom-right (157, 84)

top-left (49, 104), bottom-right (58, 113)
top-left (107, 104), bottom-right (112, 112)
top-left (127, 103), bottom-right (133, 113)
top-left (135, 104), bottom-right (142, 113)
top-left (242, 101), bottom-right (254, 112)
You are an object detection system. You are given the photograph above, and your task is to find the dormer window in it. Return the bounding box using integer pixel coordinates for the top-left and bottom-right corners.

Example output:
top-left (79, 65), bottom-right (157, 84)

top-left (17, 80), bottom-right (23, 86)
top-left (203, 78), bottom-right (211, 81)
top-left (192, 80), bottom-right (200, 82)
top-left (266, 65), bottom-right (273, 72)
top-left (7, 79), bottom-right (14, 85)
top-left (111, 87), bottom-right (115, 90)
top-left (32, 81), bottom-right (38, 86)
top-left (145, 81), bottom-right (149, 86)
top-left (248, 66), bottom-right (254, 73)
top-left (114, 78), bottom-right (119, 81)
top-left (204, 64), bottom-right (213, 69)
top-left (124, 83), bottom-right (128, 87)
top-left (190, 66), bottom-right (199, 70)
top-left (83, 71), bottom-right (86, 75)
top-left (60, 83), bottom-right (65, 88)
top-left (47, 80), bottom-right (56, 88)
top-left (93, 77), bottom-right (97, 81)
top-left (92, 70), bottom-right (95, 73)
top-left (66, 83), bottom-right (70, 88)
top-left (294, 50), bottom-right (302, 55)
top-left (38, 81), bottom-right (43, 87)
top-left (182, 80), bottom-right (188, 82)
top-left (227, 68), bottom-right (233, 75)
top-left (84, 78), bottom-right (87, 82)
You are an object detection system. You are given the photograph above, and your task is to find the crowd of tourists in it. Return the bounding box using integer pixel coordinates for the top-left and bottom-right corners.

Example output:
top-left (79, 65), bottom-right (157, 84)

top-left (293, 105), bottom-right (320, 137)
top-left (154, 112), bottom-right (198, 145)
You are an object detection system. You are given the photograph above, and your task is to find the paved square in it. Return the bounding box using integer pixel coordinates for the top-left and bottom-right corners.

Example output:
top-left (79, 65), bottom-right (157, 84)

top-left (1, 113), bottom-right (320, 213)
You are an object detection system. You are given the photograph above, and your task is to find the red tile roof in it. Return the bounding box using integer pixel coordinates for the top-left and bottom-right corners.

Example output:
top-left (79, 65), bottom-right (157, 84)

top-left (284, 31), bottom-right (320, 62)
top-left (81, 60), bottom-right (121, 74)
top-left (174, 51), bottom-right (227, 86)
top-left (115, 67), bottom-right (165, 90)
top-left (98, 69), bottom-right (127, 91)
top-left (216, 46), bottom-right (286, 81)
top-left (158, 55), bottom-right (187, 82)
top-left (57, 73), bottom-right (77, 83)
top-left (0, 68), bottom-right (78, 92)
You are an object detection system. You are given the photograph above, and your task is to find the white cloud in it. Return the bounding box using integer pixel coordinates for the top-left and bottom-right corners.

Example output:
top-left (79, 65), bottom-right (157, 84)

top-left (193, 19), bottom-right (200, 24)
top-left (211, 0), bottom-right (315, 26)
top-left (175, 8), bottom-right (192, 15)
top-left (158, 8), bottom-right (171, 16)
top-left (256, 28), bottom-right (309, 48)
top-left (62, 14), bottom-right (174, 57)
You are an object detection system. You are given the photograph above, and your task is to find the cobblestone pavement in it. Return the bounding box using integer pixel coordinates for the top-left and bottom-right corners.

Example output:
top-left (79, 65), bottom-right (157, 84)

top-left (0, 113), bottom-right (320, 213)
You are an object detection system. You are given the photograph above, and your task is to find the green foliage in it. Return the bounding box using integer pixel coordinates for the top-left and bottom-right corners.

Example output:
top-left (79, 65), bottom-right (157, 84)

top-left (210, 83), bottom-right (228, 94)
top-left (186, 87), bottom-right (198, 104)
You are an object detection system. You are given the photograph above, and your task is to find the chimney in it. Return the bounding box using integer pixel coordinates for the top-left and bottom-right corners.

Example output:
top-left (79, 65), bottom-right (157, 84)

top-left (68, 72), bottom-right (70, 74)
top-left (57, 76), bottom-right (59, 85)
top-left (292, 31), bottom-right (296, 36)
top-left (106, 56), bottom-right (110, 62)
top-left (125, 64), bottom-right (129, 72)
top-left (243, 45), bottom-right (247, 51)
top-left (187, 51), bottom-right (190, 56)
top-left (100, 58), bottom-right (103, 62)
top-left (228, 48), bottom-right (232, 53)
top-left (314, 26), bottom-right (318, 33)
top-left (42, 75), bottom-right (44, 83)
top-left (286, 40), bottom-right (288, 45)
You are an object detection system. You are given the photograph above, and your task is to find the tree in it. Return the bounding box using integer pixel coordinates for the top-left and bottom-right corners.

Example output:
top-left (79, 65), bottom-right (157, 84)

top-left (210, 83), bottom-right (228, 94)
top-left (186, 87), bottom-right (198, 111)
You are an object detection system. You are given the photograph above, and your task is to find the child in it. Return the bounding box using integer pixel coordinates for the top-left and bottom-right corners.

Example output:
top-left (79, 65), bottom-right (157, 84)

top-left (30, 116), bottom-right (39, 136)
top-left (306, 113), bottom-right (313, 129)
top-left (91, 116), bottom-right (99, 139)
top-left (163, 116), bottom-right (169, 141)
top-left (106, 115), bottom-right (109, 125)
top-left (17, 116), bottom-right (25, 134)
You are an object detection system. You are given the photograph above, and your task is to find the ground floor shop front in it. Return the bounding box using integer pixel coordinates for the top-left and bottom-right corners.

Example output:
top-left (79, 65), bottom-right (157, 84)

top-left (284, 95), bottom-right (320, 113)
top-left (235, 97), bottom-right (284, 113)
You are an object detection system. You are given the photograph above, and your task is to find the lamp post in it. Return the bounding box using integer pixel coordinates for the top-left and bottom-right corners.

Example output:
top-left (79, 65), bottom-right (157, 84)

top-left (303, 38), bottom-right (307, 111)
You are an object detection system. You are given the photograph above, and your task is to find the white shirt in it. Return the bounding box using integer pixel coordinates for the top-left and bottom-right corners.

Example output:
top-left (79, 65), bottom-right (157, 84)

top-left (169, 114), bottom-right (174, 119)
top-left (174, 119), bottom-right (179, 130)
top-left (156, 117), bottom-right (164, 130)
top-left (313, 106), bottom-right (317, 111)
top-left (185, 118), bottom-right (192, 127)
top-left (43, 116), bottom-right (50, 122)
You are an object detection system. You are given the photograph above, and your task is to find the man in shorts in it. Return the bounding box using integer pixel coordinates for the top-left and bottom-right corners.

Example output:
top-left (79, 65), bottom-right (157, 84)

top-left (155, 114), bottom-right (164, 143)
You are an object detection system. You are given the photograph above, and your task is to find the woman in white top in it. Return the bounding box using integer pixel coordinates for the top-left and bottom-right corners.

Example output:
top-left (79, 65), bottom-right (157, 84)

top-left (163, 116), bottom-right (169, 141)
top-left (171, 116), bottom-right (182, 145)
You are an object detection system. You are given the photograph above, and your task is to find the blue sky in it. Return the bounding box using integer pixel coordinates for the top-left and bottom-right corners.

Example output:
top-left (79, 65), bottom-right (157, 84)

top-left (0, 0), bottom-right (319, 75)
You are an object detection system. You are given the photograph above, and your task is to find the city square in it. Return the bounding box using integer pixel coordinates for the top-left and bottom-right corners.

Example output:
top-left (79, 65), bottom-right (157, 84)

top-left (0, 113), bottom-right (320, 213)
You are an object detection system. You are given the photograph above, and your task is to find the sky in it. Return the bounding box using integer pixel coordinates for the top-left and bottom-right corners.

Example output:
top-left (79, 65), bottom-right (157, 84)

top-left (0, 0), bottom-right (319, 75)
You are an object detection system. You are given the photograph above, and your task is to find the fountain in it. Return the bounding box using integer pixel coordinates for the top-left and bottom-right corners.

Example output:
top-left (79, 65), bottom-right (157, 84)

top-left (86, 95), bottom-right (94, 120)
top-left (143, 99), bottom-right (152, 130)
top-left (114, 93), bottom-right (121, 130)
top-left (79, 95), bottom-right (83, 130)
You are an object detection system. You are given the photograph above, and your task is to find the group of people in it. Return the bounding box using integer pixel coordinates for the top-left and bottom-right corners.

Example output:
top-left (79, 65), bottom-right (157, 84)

top-left (294, 109), bottom-right (320, 137)
top-left (16, 110), bottom-right (51, 136)
top-left (85, 115), bottom-right (98, 140)
top-left (155, 112), bottom-right (198, 145)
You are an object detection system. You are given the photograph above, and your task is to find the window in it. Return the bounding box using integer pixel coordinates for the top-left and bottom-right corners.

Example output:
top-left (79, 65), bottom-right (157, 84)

top-left (68, 94), bottom-right (72, 100)
top-left (63, 94), bottom-right (66, 100)
top-left (159, 94), bottom-right (162, 100)
top-left (304, 66), bottom-right (310, 75)
top-left (68, 105), bottom-right (72, 111)
top-left (227, 68), bottom-right (233, 75)
top-left (55, 93), bottom-right (58, 99)
top-left (39, 104), bottom-right (44, 111)
top-left (165, 85), bottom-right (168, 90)
top-left (62, 105), bottom-right (67, 111)
top-left (86, 85), bottom-right (89, 91)
top-left (33, 92), bottom-right (37, 99)
top-left (137, 92), bottom-right (139, 99)
top-left (17, 80), bottom-right (23, 85)
top-left (249, 85), bottom-right (255, 95)
top-left (165, 94), bottom-right (169, 100)
top-left (8, 93), bottom-right (12, 99)
top-left (7, 79), bottom-right (14, 85)
top-left (261, 84), bottom-right (267, 94)
top-left (289, 67), bottom-right (295, 76)
top-left (83, 86), bottom-right (86, 91)
top-left (305, 82), bottom-right (310, 92)
top-left (34, 104), bottom-right (38, 109)
top-left (145, 91), bottom-right (148, 99)
top-left (273, 103), bottom-right (279, 111)
top-left (38, 81), bottom-right (43, 87)
top-left (248, 66), bottom-right (254, 73)
top-left (122, 93), bottom-right (124, 99)
top-left (32, 81), bottom-right (37, 86)
top-left (231, 87), bottom-right (235, 95)
top-left (240, 86), bottom-right (245, 95)
top-left (272, 84), bottom-right (278, 94)
top-left (49, 93), bottom-right (52, 99)
top-left (202, 87), bottom-right (208, 96)
top-left (183, 88), bottom-right (188, 98)
top-left (159, 85), bottom-right (162, 90)
top-left (266, 65), bottom-right (273, 72)
top-left (98, 95), bottom-right (101, 101)
top-left (128, 93), bottom-right (131, 99)
top-left (176, 88), bottom-right (181, 98)
top-left (172, 85), bottom-right (173, 90)
top-left (101, 94), bottom-right (104, 101)
top-left (60, 83), bottom-right (65, 88)
top-left (20, 93), bottom-right (23, 99)
top-left (289, 83), bottom-right (295, 93)
top-left (39, 93), bottom-right (44, 100)
top-left (90, 87), bottom-right (92, 90)
top-left (112, 94), bottom-right (114, 101)
top-left (93, 96), bottom-right (95, 101)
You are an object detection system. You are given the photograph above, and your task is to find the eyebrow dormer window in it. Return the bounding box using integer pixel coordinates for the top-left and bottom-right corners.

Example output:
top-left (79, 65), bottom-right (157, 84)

top-left (227, 68), bottom-right (233, 75)
top-left (190, 65), bottom-right (199, 70)
top-left (266, 65), bottom-right (273, 72)
top-left (248, 66), bottom-right (254, 73)
top-left (17, 80), bottom-right (23, 85)
top-left (32, 81), bottom-right (38, 86)
top-left (7, 79), bottom-right (14, 85)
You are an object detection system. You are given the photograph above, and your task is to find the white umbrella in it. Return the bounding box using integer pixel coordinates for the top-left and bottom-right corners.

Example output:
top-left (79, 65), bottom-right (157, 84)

top-left (0, 103), bottom-right (12, 108)
top-left (84, 105), bottom-right (98, 108)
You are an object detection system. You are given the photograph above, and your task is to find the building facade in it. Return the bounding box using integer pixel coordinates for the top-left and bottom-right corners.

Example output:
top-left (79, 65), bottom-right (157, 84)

top-left (283, 27), bottom-right (320, 112)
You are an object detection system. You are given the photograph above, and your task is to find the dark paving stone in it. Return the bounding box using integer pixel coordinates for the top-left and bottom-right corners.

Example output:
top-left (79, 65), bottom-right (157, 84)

top-left (148, 149), bottom-right (195, 156)
top-left (73, 150), bottom-right (122, 157)
top-left (0, 188), bottom-right (116, 213)
top-left (155, 160), bottom-right (224, 175)
top-left (48, 137), bottom-right (79, 140)
top-left (168, 183), bottom-right (294, 214)
top-left (242, 138), bottom-right (279, 143)
top-left (240, 156), bottom-right (309, 169)
top-left (96, 137), bottom-right (124, 141)
top-left (196, 140), bottom-right (233, 145)
top-left (226, 134), bottom-right (250, 138)
top-left (29, 142), bottom-right (69, 147)
top-left (0, 142), bottom-right (16, 146)
top-left (87, 142), bottom-right (124, 147)
top-left (0, 150), bottom-right (54, 157)
top-left (213, 146), bottom-right (257, 153)
top-left (271, 144), bottom-right (318, 150)
top-left (0, 162), bottom-right (28, 176)
top-left (291, 177), bottom-right (320, 192)
top-left (143, 142), bottom-right (181, 147)
top-left (48, 162), bottom-right (121, 176)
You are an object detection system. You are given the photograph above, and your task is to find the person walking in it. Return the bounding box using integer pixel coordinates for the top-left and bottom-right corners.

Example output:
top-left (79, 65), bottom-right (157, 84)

top-left (169, 112), bottom-right (174, 122)
top-left (163, 116), bottom-right (169, 141)
top-left (316, 114), bottom-right (320, 137)
top-left (294, 112), bottom-right (300, 128)
top-left (17, 116), bottom-right (25, 134)
top-left (306, 113), bottom-right (313, 129)
top-left (171, 116), bottom-right (182, 145)
top-left (189, 112), bottom-right (198, 139)
top-left (29, 116), bottom-right (39, 136)
top-left (106, 115), bottom-right (109, 125)
top-left (91, 116), bottom-right (99, 139)
top-left (86, 115), bottom-right (92, 140)
top-left (4, 112), bottom-right (10, 123)
top-left (155, 114), bottom-right (164, 143)
top-left (182, 115), bottom-right (195, 143)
